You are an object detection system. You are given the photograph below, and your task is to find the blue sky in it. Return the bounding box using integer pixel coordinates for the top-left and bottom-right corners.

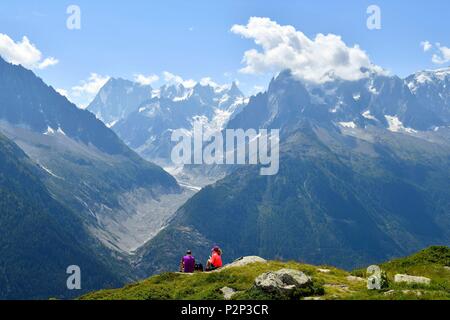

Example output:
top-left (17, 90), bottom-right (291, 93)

top-left (0, 0), bottom-right (449, 107)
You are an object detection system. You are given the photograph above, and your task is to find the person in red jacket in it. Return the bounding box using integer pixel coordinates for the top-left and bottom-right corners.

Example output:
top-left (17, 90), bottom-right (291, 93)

top-left (206, 246), bottom-right (223, 271)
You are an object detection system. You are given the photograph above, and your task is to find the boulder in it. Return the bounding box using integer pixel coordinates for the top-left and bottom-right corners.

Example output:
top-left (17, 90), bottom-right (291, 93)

top-left (317, 268), bottom-right (331, 273)
top-left (324, 284), bottom-right (350, 292)
top-left (394, 274), bottom-right (431, 285)
top-left (254, 269), bottom-right (312, 297)
top-left (346, 275), bottom-right (365, 282)
top-left (384, 290), bottom-right (395, 296)
top-left (220, 287), bottom-right (237, 300)
top-left (221, 256), bottom-right (267, 270)
top-left (303, 296), bottom-right (322, 300)
top-left (386, 290), bottom-right (423, 296)
top-left (402, 290), bottom-right (422, 297)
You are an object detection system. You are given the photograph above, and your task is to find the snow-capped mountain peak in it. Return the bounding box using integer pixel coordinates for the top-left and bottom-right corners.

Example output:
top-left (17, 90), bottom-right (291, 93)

top-left (87, 77), bottom-right (152, 125)
top-left (107, 78), bottom-right (247, 164)
top-left (406, 67), bottom-right (450, 91)
top-left (228, 68), bottom-right (450, 135)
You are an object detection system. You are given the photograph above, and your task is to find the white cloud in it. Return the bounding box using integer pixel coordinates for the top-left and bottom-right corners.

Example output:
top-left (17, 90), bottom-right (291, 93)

top-left (422, 41), bottom-right (450, 65)
top-left (199, 77), bottom-right (219, 87)
top-left (199, 77), bottom-right (227, 90)
top-left (72, 73), bottom-right (110, 96)
top-left (231, 17), bottom-right (383, 83)
top-left (0, 33), bottom-right (58, 69)
top-left (134, 73), bottom-right (159, 86)
top-left (431, 43), bottom-right (450, 64)
top-left (162, 71), bottom-right (197, 88)
top-left (38, 57), bottom-right (59, 69)
top-left (70, 73), bottom-right (110, 109)
top-left (161, 72), bottom-right (232, 91)
top-left (421, 41), bottom-right (432, 52)
top-left (253, 85), bottom-right (265, 93)
top-left (56, 88), bottom-right (69, 97)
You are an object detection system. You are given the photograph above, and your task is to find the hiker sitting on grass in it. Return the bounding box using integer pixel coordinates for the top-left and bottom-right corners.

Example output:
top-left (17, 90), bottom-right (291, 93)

top-left (206, 246), bottom-right (223, 271)
top-left (180, 250), bottom-right (195, 273)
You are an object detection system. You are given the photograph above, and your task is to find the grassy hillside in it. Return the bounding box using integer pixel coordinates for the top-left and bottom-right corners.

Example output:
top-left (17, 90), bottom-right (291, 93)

top-left (81, 246), bottom-right (450, 300)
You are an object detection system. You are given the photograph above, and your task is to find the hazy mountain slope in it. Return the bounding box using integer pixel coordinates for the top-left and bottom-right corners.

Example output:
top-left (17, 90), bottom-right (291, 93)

top-left (0, 133), bottom-right (127, 300)
top-left (0, 56), bottom-right (183, 252)
top-left (0, 59), bottom-right (132, 156)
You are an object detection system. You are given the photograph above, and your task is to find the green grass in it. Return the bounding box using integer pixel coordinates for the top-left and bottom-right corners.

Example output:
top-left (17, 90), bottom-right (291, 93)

top-left (80, 247), bottom-right (450, 300)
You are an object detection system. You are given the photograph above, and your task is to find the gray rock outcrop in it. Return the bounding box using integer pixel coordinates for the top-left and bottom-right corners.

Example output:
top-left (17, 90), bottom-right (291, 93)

top-left (221, 256), bottom-right (267, 270)
top-left (254, 269), bottom-right (312, 297)
top-left (394, 274), bottom-right (431, 285)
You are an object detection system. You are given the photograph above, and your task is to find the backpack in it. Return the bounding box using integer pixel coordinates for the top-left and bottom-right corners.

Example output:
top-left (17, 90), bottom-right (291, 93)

top-left (195, 263), bottom-right (204, 272)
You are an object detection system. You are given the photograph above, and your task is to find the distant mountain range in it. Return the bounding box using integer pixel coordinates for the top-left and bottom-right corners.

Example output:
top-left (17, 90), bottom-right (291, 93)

top-left (227, 68), bottom-right (450, 133)
top-left (1, 52), bottom-right (449, 299)
top-left (135, 69), bottom-right (450, 274)
top-left (88, 78), bottom-right (248, 186)
top-left (90, 68), bottom-right (450, 185)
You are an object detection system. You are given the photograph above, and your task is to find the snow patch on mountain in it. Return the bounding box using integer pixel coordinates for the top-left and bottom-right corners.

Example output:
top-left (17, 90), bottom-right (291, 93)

top-left (39, 164), bottom-right (63, 179)
top-left (368, 84), bottom-right (379, 95)
top-left (107, 120), bottom-right (118, 128)
top-left (339, 121), bottom-right (357, 129)
top-left (353, 93), bottom-right (361, 101)
top-left (362, 110), bottom-right (377, 121)
top-left (407, 67), bottom-right (450, 93)
top-left (44, 126), bottom-right (55, 135)
top-left (56, 127), bottom-right (66, 136)
top-left (385, 115), bottom-right (417, 134)
top-left (43, 126), bottom-right (67, 136)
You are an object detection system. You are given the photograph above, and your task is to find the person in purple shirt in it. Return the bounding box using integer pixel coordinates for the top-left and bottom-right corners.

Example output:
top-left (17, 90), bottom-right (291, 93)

top-left (181, 250), bottom-right (196, 273)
